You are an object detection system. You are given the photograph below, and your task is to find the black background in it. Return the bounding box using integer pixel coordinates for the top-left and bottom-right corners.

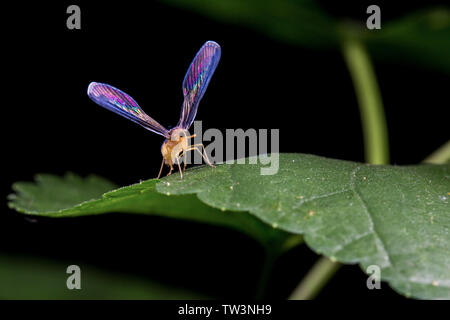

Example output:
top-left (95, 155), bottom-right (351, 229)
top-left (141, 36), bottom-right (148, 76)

top-left (1, 1), bottom-right (449, 299)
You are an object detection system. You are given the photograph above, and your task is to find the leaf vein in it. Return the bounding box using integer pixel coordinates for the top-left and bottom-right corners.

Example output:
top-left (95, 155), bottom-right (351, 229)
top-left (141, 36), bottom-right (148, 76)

top-left (350, 165), bottom-right (392, 268)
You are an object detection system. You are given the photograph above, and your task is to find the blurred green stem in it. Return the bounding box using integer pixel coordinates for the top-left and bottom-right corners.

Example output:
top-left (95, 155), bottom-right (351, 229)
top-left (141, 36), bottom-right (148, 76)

top-left (281, 234), bottom-right (304, 253)
top-left (255, 247), bottom-right (278, 299)
top-left (256, 235), bottom-right (304, 299)
top-left (288, 257), bottom-right (341, 300)
top-left (423, 140), bottom-right (450, 164)
top-left (342, 38), bottom-right (389, 165)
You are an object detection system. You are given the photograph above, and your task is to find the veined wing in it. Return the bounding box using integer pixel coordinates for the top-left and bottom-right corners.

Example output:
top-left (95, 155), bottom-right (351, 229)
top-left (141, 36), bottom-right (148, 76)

top-left (178, 41), bottom-right (221, 129)
top-left (87, 82), bottom-right (169, 138)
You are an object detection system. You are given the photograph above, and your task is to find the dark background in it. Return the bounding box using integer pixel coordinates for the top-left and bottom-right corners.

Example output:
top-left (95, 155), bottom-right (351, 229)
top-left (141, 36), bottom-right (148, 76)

top-left (1, 1), bottom-right (448, 299)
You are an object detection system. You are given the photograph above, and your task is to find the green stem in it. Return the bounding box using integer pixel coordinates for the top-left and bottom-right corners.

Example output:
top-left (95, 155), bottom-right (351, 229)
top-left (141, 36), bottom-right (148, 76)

top-left (255, 247), bottom-right (278, 299)
top-left (288, 257), bottom-right (341, 300)
top-left (256, 235), bottom-right (303, 299)
top-left (281, 235), bottom-right (304, 253)
top-left (423, 140), bottom-right (450, 164)
top-left (341, 37), bottom-right (389, 165)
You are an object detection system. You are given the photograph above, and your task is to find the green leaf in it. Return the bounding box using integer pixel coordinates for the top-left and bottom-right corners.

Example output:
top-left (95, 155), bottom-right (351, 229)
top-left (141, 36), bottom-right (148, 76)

top-left (161, 0), bottom-right (339, 48)
top-left (8, 172), bottom-right (288, 248)
top-left (0, 254), bottom-right (207, 299)
top-left (161, 0), bottom-right (450, 73)
top-left (156, 154), bottom-right (450, 299)
top-left (8, 154), bottom-right (450, 299)
top-left (8, 173), bottom-right (117, 213)
top-left (364, 7), bottom-right (450, 73)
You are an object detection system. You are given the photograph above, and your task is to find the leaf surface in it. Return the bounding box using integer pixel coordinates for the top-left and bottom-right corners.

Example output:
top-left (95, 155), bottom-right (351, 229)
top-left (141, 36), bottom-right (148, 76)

top-left (8, 172), bottom-right (287, 247)
top-left (8, 154), bottom-right (450, 299)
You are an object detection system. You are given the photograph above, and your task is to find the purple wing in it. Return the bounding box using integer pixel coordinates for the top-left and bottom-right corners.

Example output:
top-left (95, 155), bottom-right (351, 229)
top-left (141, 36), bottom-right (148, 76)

top-left (178, 41), bottom-right (221, 129)
top-left (87, 82), bottom-right (169, 138)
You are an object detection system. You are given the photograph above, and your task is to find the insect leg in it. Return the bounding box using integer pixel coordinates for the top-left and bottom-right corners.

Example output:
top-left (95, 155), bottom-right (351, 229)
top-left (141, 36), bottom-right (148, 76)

top-left (167, 165), bottom-right (173, 176)
top-left (176, 156), bottom-right (183, 179)
top-left (176, 150), bottom-right (188, 172)
top-left (190, 144), bottom-right (216, 168)
top-left (181, 144), bottom-right (216, 168)
top-left (157, 157), bottom-right (165, 179)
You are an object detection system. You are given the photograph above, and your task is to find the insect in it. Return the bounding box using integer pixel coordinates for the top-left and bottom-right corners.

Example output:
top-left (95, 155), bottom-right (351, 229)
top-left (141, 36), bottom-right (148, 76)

top-left (87, 41), bottom-right (221, 179)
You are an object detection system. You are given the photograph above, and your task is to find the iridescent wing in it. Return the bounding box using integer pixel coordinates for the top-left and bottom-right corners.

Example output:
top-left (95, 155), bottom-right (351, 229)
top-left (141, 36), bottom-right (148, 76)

top-left (87, 82), bottom-right (170, 138)
top-left (178, 41), bottom-right (221, 129)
